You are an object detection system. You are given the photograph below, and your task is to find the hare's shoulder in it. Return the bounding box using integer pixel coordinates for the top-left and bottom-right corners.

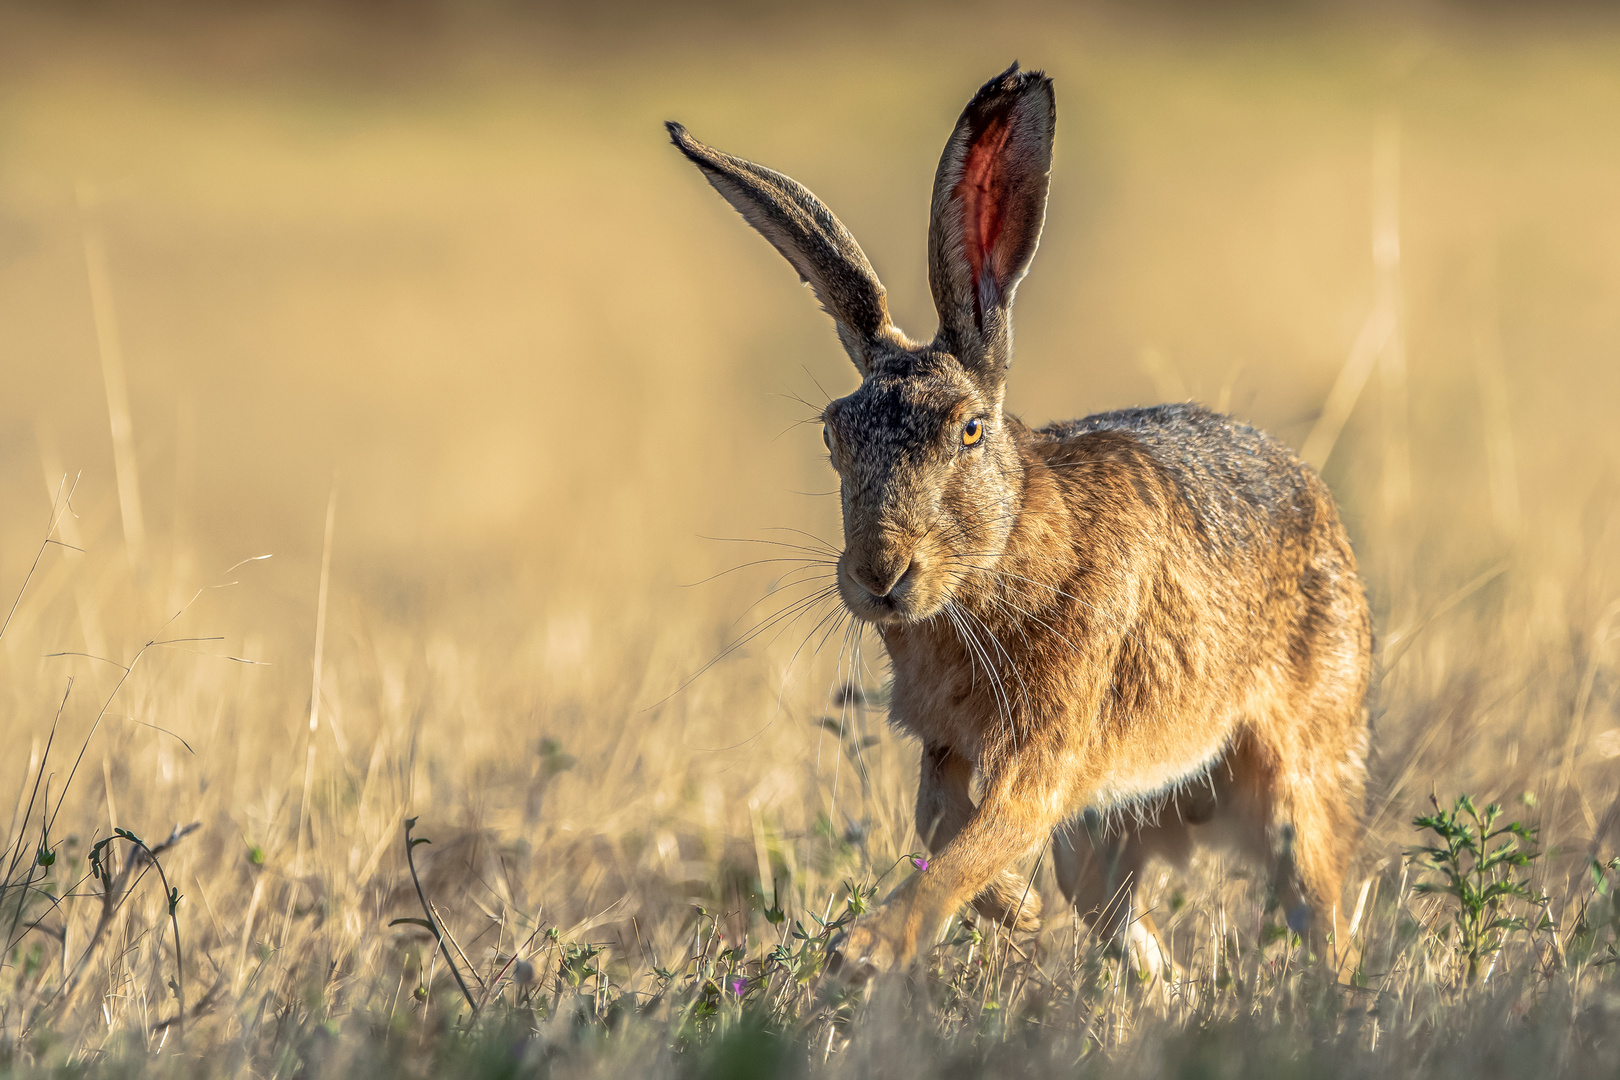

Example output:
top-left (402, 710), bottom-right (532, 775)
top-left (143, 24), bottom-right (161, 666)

top-left (1033, 402), bottom-right (1322, 548)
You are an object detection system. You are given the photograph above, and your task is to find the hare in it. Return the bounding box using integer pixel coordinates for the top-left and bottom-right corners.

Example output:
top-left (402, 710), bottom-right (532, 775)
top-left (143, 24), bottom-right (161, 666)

top-left (667, 63), bottom-right (1371, 978)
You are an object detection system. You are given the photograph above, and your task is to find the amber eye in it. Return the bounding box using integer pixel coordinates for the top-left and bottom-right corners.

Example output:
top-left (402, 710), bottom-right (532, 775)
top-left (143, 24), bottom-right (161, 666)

top-left (961, 418), bottom-right (984, 447)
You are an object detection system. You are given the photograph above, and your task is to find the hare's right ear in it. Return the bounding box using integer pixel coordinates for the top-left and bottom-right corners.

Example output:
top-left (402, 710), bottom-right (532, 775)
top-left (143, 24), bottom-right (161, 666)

top-left (667, 122), bottom-right (896, 377)
top-left (927, 64), bottom-right (1055, 393)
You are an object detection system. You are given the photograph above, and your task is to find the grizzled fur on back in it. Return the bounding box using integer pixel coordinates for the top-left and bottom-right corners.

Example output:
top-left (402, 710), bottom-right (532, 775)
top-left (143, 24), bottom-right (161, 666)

top-left (669, 64), bottom-right (1372, 979)
top-left (1048, 403), bottom-right (1310, 555)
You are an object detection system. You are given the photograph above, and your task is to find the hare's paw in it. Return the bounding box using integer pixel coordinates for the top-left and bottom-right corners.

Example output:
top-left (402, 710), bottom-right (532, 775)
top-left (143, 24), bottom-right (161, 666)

top-left (973, 869), bottom-right (1044, 932)
top-left (827, 914), bottom-right (904, 985)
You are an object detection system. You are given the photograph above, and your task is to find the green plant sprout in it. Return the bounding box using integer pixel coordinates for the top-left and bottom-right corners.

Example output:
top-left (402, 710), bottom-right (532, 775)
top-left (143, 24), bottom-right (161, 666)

top-left (1409, 793), bottom-right (1553, 985)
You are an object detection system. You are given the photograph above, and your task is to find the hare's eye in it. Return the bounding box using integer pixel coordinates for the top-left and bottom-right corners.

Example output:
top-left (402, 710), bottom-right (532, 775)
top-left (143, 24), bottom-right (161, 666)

top-left (961, 418), bottom-right (984, 447)
top-left (822, 424), bottom-right (833, 451)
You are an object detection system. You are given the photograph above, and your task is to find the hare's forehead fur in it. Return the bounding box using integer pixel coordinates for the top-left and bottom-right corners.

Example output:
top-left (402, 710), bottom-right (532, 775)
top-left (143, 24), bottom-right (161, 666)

top-left (824, 351), bottom-right (992, 460)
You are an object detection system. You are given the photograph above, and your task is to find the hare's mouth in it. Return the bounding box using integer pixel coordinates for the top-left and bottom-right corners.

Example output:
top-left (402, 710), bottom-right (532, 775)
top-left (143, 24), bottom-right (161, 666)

top-left (836, 556), bottom-right (944, 626)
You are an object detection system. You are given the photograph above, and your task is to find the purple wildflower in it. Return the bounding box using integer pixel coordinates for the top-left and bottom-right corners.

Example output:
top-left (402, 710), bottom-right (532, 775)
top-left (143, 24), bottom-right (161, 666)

top-left (911, 856), bottom-right (930, 871)
top-left (729, 976), bottom-right (748, 997)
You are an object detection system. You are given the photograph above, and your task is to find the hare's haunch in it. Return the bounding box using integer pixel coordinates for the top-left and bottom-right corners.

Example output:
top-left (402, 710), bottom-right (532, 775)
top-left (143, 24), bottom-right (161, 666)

top-left (669, 63), bottom-right (1371, 979)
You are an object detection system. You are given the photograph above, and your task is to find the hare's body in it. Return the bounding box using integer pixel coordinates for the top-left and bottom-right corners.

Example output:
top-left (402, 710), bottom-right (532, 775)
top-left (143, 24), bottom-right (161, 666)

top-left (670, 65), bottom-right (1371, 975)
top-left (890, 404), bottom-right (1369, 958)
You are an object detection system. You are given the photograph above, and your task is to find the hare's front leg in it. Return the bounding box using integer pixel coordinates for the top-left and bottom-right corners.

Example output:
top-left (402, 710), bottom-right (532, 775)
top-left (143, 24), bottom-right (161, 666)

top-left (836, 748), bottom-right (1073, 977)
top-left (916, 745), bottom-right (1042, 932)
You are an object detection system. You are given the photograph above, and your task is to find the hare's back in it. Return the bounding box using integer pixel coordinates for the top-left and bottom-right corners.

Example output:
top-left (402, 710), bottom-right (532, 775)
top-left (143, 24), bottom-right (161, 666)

top-left (1037, 402), bottom-right (1335, 556)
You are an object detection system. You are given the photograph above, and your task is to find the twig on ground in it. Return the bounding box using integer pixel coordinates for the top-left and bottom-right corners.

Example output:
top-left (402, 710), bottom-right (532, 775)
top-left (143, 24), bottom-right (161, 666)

top-left (390, 817), bottom-right (478, 1012)
top-left (32, 823), bottom-right (199, 1035)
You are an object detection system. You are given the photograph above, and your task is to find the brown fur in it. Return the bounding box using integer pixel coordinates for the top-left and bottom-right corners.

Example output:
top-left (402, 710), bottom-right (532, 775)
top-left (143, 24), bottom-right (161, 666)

top-left (668, 64), bottom-right (1372, 977)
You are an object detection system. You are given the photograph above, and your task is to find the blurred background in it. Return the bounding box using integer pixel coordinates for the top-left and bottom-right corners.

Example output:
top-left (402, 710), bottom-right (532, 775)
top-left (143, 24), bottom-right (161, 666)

top-left (1, 0), bottom-right (1618, 1046)
top-left (6, 2), bottom-right (1618, 613)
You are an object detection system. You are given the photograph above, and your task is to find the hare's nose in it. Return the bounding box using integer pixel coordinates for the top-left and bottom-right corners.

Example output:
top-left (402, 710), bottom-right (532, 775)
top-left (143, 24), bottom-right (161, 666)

top-left (852, 557), bottom-right (914, 599)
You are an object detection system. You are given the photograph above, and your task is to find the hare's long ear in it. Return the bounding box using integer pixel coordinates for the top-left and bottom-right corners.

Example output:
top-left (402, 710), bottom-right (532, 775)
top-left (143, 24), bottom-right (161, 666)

top-left (667, 122), bottom-right (896, 376)
top-left (927, 63), bottom-right (1055, 392)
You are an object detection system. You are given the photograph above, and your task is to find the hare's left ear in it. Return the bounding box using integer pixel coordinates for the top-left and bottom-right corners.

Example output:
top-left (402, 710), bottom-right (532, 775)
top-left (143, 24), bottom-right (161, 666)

top-left (927, 63), bottom-right (1055, 392)
top-left (667, 122), bottom-right (897, 377)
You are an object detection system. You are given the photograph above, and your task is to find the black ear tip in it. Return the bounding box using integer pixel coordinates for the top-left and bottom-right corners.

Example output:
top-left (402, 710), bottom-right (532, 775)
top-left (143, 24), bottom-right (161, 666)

top-left (1012, 66), bottom-right (1052, 94)
top-left (666, 121), bottom-right (711, 163)
top-left (971, 63), bottom-right (1053, 111)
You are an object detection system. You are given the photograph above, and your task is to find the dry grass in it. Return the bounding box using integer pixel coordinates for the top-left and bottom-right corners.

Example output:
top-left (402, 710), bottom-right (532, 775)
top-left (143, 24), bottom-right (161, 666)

top-left (2, 4), bottom-right (1620, 1076)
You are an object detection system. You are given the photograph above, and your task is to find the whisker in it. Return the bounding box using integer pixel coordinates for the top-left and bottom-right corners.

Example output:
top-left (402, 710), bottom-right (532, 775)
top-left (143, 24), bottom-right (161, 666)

top-left (678, 556), bottom-right (834, 589)
top-left (759, 525), bottom-right (844, 556)
top-left (770, 411), bottom-right (834, 442)
top-left (798, 364), bottom-right (836, 408)
top-left (955, 600), bottom-right (1030, 749)
top-left (982, 587), bottom-right (1085, 659)
top-left (650, 583), bottom-right (841, 708)
top-left (825, 615), bottom-right (861, 836)
top-left (718, 573), bottom-right (840, 636)
top-left (694, 592), bottom-right (850, 753)
top-left (936, 561), bottom-right (1082, 649)
top-left (699, 534), bottom-right (841, 559)
top-left (947, 600), bottom-right (1015, 747)
top-left (942, 556), bottom-right (1150, 654)
top-left (782, 601), bottom-right (852, 698)
top-left (845, 627), bottom-right (877, 797)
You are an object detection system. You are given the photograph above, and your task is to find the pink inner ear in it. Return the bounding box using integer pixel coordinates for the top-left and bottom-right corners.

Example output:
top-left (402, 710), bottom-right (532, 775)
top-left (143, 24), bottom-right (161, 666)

top-left (954, 117), bottom-right (1013, 308)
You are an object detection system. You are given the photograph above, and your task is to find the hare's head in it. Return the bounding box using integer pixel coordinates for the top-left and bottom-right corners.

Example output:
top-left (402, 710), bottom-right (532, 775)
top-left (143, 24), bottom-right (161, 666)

top-left (670, 64), bottom-right (1055, 626)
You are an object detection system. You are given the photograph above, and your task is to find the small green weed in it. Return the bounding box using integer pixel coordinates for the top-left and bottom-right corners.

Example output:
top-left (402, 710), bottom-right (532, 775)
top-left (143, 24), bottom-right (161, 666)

top-left (1409, 794), bottom-right (1553, 984)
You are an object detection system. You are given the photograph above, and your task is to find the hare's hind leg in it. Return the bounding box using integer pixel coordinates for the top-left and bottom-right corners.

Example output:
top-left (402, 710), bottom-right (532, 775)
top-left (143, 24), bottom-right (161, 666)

top-left (917, 745), bottom-right (1042, 932)
top-left (1052, 809), bottom-right (1191, 980)
top-left (1235, 718), bottom-right (1365, 969)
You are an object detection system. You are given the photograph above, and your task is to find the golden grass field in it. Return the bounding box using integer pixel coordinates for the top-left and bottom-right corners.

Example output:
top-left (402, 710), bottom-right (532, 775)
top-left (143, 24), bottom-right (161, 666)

top-left (2, 3), bottom-right (1619, 1075)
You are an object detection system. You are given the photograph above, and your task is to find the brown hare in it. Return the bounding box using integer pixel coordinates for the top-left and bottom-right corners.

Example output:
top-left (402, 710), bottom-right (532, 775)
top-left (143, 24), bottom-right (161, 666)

top-left (667, 63), bottom-right (1372, 979)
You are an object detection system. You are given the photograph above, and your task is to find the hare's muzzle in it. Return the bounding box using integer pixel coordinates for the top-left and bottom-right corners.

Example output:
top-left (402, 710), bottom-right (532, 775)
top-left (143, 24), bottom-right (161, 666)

top-left (838, 547), bottom-right (928, 625)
